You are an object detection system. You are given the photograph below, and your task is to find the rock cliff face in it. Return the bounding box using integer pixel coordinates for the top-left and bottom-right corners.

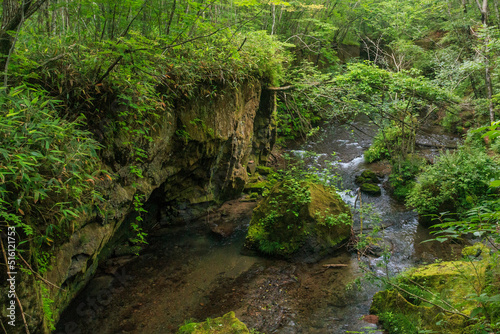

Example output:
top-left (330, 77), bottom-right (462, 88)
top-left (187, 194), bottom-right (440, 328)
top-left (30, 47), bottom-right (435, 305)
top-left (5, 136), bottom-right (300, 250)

top-left (3, 79), bottom-right (276, 333)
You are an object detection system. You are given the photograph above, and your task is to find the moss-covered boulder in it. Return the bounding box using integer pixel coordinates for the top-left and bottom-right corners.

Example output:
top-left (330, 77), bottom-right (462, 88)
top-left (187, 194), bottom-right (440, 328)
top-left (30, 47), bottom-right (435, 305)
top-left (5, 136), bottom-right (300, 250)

top-left (360, 183), bottom-right (381, 196)
top-left (256, 165), bottom-right (273, 175)
top-left (370, 244), bottom-right (492, 334)
top-left (245, 180), bottom-right (352, 261)
top-left (355, 170), bottom-right (379, 184)
top-left (177, 312), bottom-right (250, 334)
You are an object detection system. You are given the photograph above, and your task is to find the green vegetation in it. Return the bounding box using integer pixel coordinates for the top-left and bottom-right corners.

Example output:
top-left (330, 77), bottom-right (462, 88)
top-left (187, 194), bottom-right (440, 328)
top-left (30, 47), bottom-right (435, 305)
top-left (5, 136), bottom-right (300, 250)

top-left (178, 312), bottom-right (250, 334)
top-left (371, 244), bottom-right (500, 334)
top-left (245, 179), bottom-right (352, 257)
top-left (2, 0), bottom-right (500, 332)
top-left (406, 145), bottom-right (500, 222)
top-left (359, 183), bottom-right (381, 196)
top-left (0, 85), bottom-right (103, 270)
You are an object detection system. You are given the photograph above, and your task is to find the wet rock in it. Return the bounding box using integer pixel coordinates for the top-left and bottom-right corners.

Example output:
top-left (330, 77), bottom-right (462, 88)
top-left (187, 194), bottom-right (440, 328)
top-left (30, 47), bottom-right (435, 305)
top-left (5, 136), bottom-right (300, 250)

top-left (114, 244), bottom-right (142, 257)
top-left (355, 170), bottom-right (379, 185)
top-left (244, 177), bottom-right (268, 195)
top-left (177, 311), bottom-right (250, 333)
top-left (247, 160), bottom-right (257, 175)
top-left (206, 199), bottom-right (257, 237)
top-left (362, 314), bottom-right (379, 324)
top-left (360, 183), bottom-right (381, 196)
top-left (256, 165), bottom-right (273, 175)
top-left (245, 181), bottom-right (352, 262)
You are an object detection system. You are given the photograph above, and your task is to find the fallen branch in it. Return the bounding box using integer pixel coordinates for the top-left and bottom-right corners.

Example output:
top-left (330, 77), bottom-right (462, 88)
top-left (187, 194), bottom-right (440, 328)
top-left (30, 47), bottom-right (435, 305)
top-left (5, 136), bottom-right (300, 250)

top-left (35, 53), bottom-right (66, 70)
top-left (266, 85), bottom-right (295, 91)
top-left (415, 141), bottom-right (457, 149)
top-left (322, 264), bottom-right (348, 268)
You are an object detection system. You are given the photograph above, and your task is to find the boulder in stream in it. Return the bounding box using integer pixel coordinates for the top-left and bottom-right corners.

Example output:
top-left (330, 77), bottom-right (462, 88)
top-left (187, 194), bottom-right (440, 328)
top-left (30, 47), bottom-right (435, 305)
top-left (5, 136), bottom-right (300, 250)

top-left (360, 183), bottom-right (382, 196)
top-left (355, 170), bottom-right (382, 196)
top-left (245, 180), bottom-right (352, 262)
top-left (355, 169), bottom-right (380, 184)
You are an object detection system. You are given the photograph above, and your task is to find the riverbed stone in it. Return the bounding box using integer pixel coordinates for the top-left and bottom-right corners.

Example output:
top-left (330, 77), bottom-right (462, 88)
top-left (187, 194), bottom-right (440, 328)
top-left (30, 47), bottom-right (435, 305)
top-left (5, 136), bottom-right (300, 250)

top-left (360, 183), bottom-right (382, 196)
top-left (245, 181), bottom-right (352, 261)
top-left (177, 311), bottom-right (250, 333)
top-left (355, 170), bottom-right (379, 184)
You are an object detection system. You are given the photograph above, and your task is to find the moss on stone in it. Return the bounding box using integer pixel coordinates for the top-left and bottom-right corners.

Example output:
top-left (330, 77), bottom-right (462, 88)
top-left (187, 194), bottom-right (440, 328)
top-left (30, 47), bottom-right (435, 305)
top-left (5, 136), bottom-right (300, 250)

top-left (244, 181), bottom-right (268, 194)
top-left (245, 181), bottom-right (352, 259)
top-left (256, 165), bottom-right (273, 175)
top-left (354, 176), bottom-right (366, 185)
top-left (360, 183), bottom-right (381, 196)
top-left (371, 244), bottom-right (494, 333)
top-left (177, 312), bottom-right (250, 334)
top-left (361, 170), bottom-right (379, 183)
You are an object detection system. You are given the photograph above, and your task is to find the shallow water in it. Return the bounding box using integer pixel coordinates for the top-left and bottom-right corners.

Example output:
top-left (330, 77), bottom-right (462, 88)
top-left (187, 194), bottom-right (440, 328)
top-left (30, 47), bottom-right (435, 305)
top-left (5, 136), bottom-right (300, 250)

top-left (56, 119), bottom-right (462, 334)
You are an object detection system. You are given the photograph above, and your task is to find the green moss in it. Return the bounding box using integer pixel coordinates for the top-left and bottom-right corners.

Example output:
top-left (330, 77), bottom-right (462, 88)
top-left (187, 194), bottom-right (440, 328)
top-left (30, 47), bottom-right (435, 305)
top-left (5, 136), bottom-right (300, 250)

top-left (244, 181), bottom-right (268, 194)
top-left (245, 181), bottom-right (352, 258)
top-left (360, 170), bottom-right (379, 183)
top-left (360, 183), bottom-right (381, 196)
top-left (256, 165), bottom-right (273, 175)
top-left (371, 245), bottom-right (494, 333)
top-left (355, 170), bottom-right (379, 185)
top-left (354, 176), bottom-right (366, 185)
top-left (177, 312), bottom-right (250, 334)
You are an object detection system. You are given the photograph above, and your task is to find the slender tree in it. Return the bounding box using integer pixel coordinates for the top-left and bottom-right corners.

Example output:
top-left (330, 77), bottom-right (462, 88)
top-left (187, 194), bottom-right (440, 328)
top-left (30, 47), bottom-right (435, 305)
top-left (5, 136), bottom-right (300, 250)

top-left (1, 0), bottom-right (48, 70)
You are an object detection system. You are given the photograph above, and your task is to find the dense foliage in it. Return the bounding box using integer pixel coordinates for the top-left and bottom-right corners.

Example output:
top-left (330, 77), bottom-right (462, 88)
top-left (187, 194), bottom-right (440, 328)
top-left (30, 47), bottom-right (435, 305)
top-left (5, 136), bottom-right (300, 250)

top-left (407, 146), bottom-right (500, 217)
top-left (0, 86), bottom-right (104, 271)
top-left (1, 0), bottom-right (500, 332)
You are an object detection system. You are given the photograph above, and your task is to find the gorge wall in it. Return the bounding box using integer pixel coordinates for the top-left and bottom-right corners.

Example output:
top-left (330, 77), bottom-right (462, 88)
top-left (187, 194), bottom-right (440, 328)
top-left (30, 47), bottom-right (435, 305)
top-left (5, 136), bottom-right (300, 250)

top-left (1, 79), bottom-right (277, 334)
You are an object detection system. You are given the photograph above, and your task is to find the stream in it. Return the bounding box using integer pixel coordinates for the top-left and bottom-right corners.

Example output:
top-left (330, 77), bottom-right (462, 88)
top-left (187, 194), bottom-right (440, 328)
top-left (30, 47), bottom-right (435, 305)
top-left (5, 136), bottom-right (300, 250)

top-left (56, 118), bottom-right (463, 334)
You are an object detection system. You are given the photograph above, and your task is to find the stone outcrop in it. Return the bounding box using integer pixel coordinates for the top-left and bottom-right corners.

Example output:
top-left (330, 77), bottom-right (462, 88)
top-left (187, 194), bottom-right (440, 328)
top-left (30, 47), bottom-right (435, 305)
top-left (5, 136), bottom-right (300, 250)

top-left (1, 79), bottom-right (277, 333)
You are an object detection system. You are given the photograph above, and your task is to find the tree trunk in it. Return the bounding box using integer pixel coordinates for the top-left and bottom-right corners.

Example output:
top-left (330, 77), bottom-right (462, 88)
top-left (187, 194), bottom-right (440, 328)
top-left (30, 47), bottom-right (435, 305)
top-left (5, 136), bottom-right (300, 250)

top-left (475, 0), bottom-right (489, 23)
top-left (271, 3), bottom-right (276, 35)
top-left (475, 0), bottom-right (495, 121)
top-left (166, 0), bottom-right (176, 35)
top-left (1, 0), bottom-right (48, 70)
top-left (494, 0), bottom-right (500, 23)
top-left (485, 60), bottom-right (495, 122)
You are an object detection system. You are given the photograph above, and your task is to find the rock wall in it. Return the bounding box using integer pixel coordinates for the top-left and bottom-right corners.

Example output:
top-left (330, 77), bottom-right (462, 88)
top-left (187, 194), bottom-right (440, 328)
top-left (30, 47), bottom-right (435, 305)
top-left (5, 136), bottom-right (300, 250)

top-left (1, 79), bottom-right (276, 333)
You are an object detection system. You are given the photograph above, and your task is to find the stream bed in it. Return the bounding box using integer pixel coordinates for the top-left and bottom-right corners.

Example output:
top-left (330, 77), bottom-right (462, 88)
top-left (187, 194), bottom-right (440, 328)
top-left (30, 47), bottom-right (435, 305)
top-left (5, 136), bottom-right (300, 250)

top-left (56, 119), bottom-right (463, 334)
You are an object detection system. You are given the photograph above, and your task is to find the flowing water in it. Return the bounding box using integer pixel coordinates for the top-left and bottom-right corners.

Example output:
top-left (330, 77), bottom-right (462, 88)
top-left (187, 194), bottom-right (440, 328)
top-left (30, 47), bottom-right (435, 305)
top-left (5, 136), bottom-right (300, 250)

top-left (57, 119), bottom-right (462, 334)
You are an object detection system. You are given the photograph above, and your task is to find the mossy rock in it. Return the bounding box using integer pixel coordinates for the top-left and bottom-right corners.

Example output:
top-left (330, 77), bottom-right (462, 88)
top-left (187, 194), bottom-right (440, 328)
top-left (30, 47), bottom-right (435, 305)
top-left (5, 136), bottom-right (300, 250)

top-left (256, 165), bottom-right (273, 175)
top-left (354, 176), bottom-right (366, 185)
top-left (177, 312), bottom-right (250, 334)
top-left (370, 245), bottom-right (493, 333)
top-left (245, 181), bottom-right (352, 261)
top-left (360, 170), bottom-right (379, 183)
top-left (360, 183), bottom-right (381, 196)
top-left (244, 180), bottom-right (268, 194)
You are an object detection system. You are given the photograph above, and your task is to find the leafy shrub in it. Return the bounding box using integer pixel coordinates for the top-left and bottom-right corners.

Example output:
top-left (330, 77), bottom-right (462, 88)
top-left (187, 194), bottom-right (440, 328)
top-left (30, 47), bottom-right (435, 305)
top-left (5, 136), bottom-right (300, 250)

top-left (365, 125), bottom-right (403, 163)
top-left (378, 311), bottom-right (418, 334)
top-left (406, 145), bottom-right (500, 216)
top-left (492, 138), bottom-right (500, 154)
top-left (0, 86), bottom-right (103, 268)
top-left (276, 61), bottom-right (331, 140)
top-left (388, 155), bottom-right (426, 201)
